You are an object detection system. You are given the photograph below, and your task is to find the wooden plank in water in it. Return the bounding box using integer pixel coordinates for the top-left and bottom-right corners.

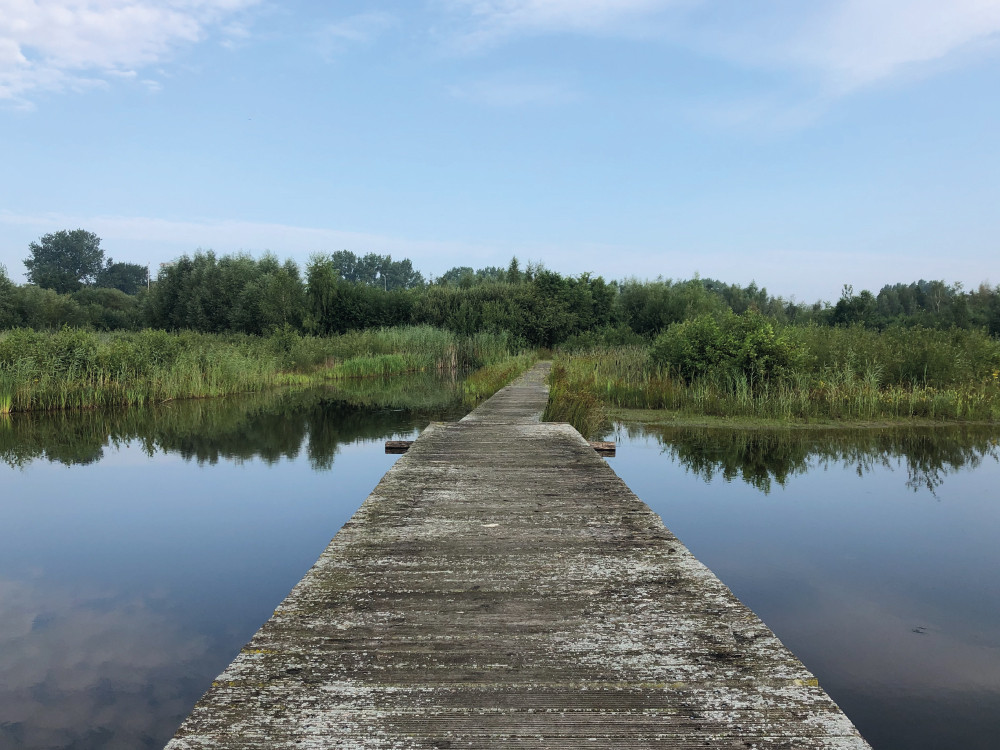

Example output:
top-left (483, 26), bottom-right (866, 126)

top-left (167, 362), bottom-right (870, 749)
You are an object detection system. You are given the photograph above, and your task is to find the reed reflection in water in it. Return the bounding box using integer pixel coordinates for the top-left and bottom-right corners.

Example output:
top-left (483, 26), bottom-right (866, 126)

top-left (608, 422), bottom-right (1000, 750)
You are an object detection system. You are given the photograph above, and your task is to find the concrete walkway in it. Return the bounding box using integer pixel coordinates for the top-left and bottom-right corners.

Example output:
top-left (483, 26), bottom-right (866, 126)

top-left (167, 362), bottom-right (870, 749)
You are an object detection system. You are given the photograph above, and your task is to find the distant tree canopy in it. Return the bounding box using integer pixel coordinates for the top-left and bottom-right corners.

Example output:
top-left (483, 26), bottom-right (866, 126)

top-left (438, 265), bottom-right (508, 287)
top-left (147, 251), bottom-right (306, 334)
top-left (327, 250), bottom-right (424, 291)
top-left (96, 260), bottom-right (148, 295)
top-left (24, 229), bottom-right (105, 294)
top-left (6, 231), bottom-right (1000, 346)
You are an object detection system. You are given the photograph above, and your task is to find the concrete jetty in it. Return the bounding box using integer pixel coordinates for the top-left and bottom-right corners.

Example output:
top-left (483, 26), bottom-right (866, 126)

top-left (167, 362), bottom-right (870, 749)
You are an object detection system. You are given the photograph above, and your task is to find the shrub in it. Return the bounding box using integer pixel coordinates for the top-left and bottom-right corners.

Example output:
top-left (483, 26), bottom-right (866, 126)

top-left (651, 310), bottom-right (798, 386)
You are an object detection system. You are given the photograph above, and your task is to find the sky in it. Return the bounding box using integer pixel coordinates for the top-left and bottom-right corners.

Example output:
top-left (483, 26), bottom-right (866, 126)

top-left (1, 0), bottom-right (999, 303)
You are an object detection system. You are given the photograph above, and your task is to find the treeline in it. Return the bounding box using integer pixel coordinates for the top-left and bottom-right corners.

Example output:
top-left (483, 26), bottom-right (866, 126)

top-left (4, 245), bottom-right (1000, 346)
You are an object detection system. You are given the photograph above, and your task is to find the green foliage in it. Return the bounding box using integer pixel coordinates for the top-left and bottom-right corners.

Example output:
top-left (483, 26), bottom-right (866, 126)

top-left (0, 328), bottom-right (282, 412)
top-left (542, 361), bottom-right (609, 439)
top-left (0, 265), bottom-right (16, 329)
top-left (0, 325), bottom-right (524, 413)
top-left (13, 285), bottom-right (86, 329)
top-left (304, 254), bottom-right (412, 334)
top-left (24, 229), bottom-right (106, 293)
top-left (618, 278), bottom-right (726, 336)
top-left (651, 310), bottom-right (799, 386)
top-left (71, 287), bottom-right (143, 330)
top-left (558, 325), bottom-right (646, 351)
top-left (785, 324), bottom-right (1000, 386)
top-left (412, 271), bottom-right (614, 348)
top-left (328, 250), bottom-right (424, 290)
top-left (548, 330), bottom-right (1000, 423)
top-left (96, 260), bottom-right (148, 294)
top-left (148, 251), bottom-right (307, 334)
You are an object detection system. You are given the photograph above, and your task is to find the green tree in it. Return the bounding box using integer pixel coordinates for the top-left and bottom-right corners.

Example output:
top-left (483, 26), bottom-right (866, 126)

top-left (0, 264), bottom-right (18, 328)
top-left (24, 229), bottom-right (105, 294)
top-left (96, 260), bottom-right (148, 295)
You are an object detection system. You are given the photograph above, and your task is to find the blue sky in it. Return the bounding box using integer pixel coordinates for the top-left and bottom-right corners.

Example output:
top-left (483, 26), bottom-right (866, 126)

top-left (1, 0), bottom-right (998, 302)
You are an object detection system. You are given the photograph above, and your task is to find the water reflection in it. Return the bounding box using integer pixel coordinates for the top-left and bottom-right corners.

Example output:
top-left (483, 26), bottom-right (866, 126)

top-left (0, 372), bottom-right (469, 470)
top-left (609, 421), bottom-right (1000, 750)
top-left (0, 577), bottom-right (213, 750)
top-left (615, 423), bottom-right (1000, 494)
top-left (0, 373), bottom-right (470, 750)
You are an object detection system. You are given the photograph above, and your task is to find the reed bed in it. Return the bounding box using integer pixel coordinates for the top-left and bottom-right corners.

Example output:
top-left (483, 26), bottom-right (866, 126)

top-left (547, 336), bottom-right (1000, 431)
top-left (0, 326), bottom-right (525, 413)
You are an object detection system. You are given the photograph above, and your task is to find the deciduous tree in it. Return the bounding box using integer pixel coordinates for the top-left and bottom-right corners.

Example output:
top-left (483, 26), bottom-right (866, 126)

top-left (24, 229), bottom-right (105, 294)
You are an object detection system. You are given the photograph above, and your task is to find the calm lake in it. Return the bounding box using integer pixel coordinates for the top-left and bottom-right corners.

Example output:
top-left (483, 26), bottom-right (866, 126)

top-left (1, 378), bottom-right (998, 749)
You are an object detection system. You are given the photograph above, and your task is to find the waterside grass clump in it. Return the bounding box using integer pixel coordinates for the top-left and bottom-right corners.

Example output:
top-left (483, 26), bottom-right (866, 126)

top-left (546, 325), bottom-right (1000, 435)
top-left (0, 326), bottom-right (525, 413)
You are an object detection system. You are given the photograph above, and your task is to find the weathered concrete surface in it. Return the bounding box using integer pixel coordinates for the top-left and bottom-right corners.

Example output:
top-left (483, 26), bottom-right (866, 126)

top-left (167, 362), bottom-right (871, 749)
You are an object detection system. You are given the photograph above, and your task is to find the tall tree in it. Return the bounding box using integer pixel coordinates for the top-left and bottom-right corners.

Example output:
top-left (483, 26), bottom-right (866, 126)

top-left (96, 259), bottom-right (149, 295)
top-left (24, 229), bottom-right (106, 294)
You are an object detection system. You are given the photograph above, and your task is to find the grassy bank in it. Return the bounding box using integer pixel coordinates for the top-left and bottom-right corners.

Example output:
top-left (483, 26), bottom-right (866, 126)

top-left (545, 329), bottom-right (1000, 437)
top-left (0, 326), bottom-right (525, 413)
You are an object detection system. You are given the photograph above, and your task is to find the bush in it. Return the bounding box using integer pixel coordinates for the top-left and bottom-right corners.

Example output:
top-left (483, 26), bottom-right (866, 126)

top-left (651, 310), bottom-right (798, 386)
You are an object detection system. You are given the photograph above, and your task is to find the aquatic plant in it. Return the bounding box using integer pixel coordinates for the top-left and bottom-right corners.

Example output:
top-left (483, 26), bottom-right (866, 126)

top-left (0, 325), bottom-right (526, 413)
top-left (546, 331), bottom-right (1000, 424)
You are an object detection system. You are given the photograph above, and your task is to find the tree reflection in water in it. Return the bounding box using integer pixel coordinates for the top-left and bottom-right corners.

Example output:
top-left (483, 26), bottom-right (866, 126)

top-left (614, 423), bottom-right (1000, 495)
top-left (0, 371), bottom-right (469, 470)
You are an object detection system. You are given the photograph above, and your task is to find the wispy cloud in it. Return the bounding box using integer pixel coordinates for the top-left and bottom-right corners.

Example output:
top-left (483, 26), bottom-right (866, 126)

top-left (441, 0), bottom-right (688, 49)
top-left (785, 0), bottom-right (1000, 91)
top-left (0, 0), bottom-right (260, 104)
top-left (316, 11), bottom-right (397, 60)
top-left (442, 0), bottom-right (1000, 94)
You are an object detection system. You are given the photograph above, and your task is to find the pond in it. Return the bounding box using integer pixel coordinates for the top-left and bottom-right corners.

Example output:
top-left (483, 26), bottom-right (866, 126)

top-left (1, 383), bottom-right (998, 749)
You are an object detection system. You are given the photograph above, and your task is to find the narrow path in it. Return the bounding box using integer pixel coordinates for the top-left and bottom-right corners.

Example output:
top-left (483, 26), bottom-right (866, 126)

top-left (167, 362), bottom-right (870, 749)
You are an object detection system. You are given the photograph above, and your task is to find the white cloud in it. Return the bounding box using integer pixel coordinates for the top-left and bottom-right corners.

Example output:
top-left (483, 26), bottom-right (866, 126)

top-left (0, 576), bottom-right (213, 749)
top-left (788, 0), bottom-right (1000, 90)
top-left (0, 0), bottom-right (260, 102)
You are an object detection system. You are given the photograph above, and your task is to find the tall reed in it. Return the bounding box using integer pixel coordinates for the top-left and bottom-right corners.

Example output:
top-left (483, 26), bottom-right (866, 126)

top-left (0, 325), bottom-right (525, 413)
top-left (548, 340), bottom-right (1000, 424)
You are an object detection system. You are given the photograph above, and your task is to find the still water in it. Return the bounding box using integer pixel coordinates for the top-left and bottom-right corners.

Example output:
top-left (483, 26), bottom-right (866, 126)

top-left (1, 383), bottom-right (998, 749)
top-left (607, 424), bottom-right (1000, 750)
